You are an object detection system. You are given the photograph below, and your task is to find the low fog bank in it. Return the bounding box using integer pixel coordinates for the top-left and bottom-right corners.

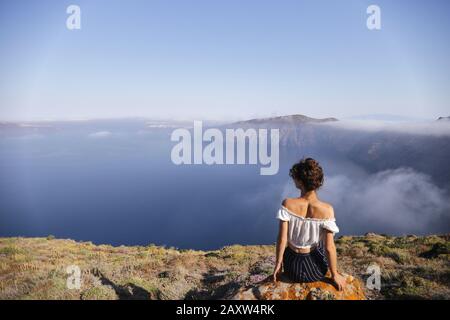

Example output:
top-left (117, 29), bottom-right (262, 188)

top-left (323, 119), bottom-right (450, 137)
top-left (281, 164), bottom-right (450, 236)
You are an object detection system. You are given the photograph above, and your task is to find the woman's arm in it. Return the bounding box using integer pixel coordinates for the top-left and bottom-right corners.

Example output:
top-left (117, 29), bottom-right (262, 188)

top-left (273, 220), bottom-right (288, 282)
top-left (324, 231), bottom-right (346, 290)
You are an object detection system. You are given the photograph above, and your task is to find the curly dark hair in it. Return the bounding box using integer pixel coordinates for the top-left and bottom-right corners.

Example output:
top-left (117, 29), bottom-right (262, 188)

top-left (289, 158), bottom-right (324, 192)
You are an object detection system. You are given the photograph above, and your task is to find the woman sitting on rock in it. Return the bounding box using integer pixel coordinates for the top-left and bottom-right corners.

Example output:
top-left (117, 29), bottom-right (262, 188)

top-left (273, 158), bottom-right (347, 291)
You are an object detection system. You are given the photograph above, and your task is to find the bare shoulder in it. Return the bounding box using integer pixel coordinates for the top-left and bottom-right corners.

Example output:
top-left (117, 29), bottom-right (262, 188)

top-left (281, 198), bottom-right (293, 207)
top-left (308, 200), bottom-right (335, 219)
top-left (282, 198), bottom-right (308, 214)
top-left (283, 197), bottom-right (334, 219)
top-left (317, 201), bottom-right (335, 219)
top-left (282, 197), bottom-right (307, 207)
top-left (281, 198), bottom-right (291, 207)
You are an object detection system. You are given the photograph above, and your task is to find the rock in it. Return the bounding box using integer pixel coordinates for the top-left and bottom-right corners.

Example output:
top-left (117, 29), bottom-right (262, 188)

top-left (364, 233), bottom-right (386, 240)
top-left (231, 273), bottom-right (365, 300)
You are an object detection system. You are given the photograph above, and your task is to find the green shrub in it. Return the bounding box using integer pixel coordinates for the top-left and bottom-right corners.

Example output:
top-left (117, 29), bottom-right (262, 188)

top-left (81, 286), bottom-right (117, 300)
top-left (369, 244), bottom-right (411, 264)
top-left (420, 242), bottom-right (450, 259)
top-left (0, 246), bottom-right (21, 256)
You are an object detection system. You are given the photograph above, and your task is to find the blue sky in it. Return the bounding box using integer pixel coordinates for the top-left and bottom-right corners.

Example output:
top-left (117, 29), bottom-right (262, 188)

top-left (0, 0), bottom-right (449, 121)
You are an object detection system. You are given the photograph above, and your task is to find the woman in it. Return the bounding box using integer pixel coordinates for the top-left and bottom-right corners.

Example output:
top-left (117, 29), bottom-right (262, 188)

top-left (273, 158), bottom-right (346, 290)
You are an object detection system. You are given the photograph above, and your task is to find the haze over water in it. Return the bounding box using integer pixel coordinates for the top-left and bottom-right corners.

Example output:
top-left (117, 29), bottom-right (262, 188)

top-left (1, 119), bottom-right (448, 250)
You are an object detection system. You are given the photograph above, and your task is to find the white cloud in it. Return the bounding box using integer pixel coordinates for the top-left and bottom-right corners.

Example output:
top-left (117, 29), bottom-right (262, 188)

top-left (320, 168), bottom-right (450, 234)
top-left (88, 131), bottom-right (112, 138)
top-left (276, 166), bottom-right (450, 235)
top-left (323, 120), bottom-right (450, 137)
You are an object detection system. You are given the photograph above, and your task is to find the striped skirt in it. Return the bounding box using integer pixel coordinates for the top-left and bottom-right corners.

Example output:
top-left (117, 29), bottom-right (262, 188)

top-left (283, 245), bottom-right (328, 283)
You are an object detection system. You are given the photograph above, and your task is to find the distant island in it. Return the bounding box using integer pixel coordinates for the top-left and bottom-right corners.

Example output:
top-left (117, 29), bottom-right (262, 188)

top-left (0, 234), bottom-right (448, 300)
top-left (232, 114), bottom-right (339, 126)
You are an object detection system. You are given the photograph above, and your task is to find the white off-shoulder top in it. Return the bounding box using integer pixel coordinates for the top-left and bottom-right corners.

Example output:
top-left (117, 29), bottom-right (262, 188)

top-left (276, 206), bottom-right (339, 249)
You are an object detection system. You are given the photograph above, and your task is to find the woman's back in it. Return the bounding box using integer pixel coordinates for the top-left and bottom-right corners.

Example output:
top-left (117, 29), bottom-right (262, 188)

top-left (282, 197), bottom-right (334, 220)
top-left (277, 197), bottom-right (338, 250)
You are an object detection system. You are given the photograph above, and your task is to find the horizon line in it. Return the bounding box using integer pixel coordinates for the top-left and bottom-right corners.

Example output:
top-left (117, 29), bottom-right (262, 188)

top-left (0, 113), bottom-right (442, 123)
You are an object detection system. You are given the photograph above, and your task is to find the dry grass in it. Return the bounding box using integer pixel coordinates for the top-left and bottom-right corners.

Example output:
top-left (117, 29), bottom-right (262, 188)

top-left (0, 234), bottom-right (448, 300)
top-left (336, 233), bottom-right (450, 299)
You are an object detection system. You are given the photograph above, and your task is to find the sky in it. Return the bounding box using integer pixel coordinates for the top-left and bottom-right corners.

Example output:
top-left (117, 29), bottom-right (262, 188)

top-left (0, 0), bottom-right (449, 121)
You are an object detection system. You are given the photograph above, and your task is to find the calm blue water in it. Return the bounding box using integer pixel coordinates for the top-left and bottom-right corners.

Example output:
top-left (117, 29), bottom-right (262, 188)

top-left (0, 121), bottom-right (289, 249)
top-left (1, 120), bottom-right (448, 249)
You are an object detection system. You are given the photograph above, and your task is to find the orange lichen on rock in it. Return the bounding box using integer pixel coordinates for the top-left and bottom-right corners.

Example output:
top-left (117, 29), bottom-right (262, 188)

top-left (232, 273), bottom-right (366, 300)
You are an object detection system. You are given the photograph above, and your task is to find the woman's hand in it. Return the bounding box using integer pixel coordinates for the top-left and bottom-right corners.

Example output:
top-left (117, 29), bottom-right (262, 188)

top-left (332, 273), bottom-right (347, 291)
top-left (273, 263), bottom-right (282, 282)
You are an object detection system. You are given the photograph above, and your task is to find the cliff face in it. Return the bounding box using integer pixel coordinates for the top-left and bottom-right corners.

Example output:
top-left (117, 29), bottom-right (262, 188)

top-left (0, 234), bottom-right (448, 300)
